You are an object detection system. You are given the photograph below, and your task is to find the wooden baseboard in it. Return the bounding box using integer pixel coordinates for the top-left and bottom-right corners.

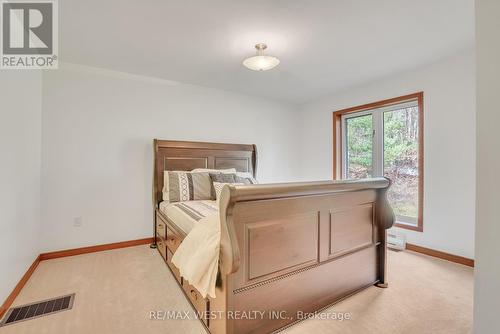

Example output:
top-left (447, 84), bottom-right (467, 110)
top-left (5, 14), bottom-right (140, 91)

top-left (39, 237), bottom-right (153, 261)
top-left (0, 255), bottom-right (40, 320)
top-left (406, 243), bottom-right (474, 267)
top-left (0, 237), bottom-right (154, 320)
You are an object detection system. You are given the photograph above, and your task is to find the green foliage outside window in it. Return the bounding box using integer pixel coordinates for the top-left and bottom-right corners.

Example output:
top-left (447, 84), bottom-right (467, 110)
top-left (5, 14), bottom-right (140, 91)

top-left (346, 107), bottom-right (419, 220)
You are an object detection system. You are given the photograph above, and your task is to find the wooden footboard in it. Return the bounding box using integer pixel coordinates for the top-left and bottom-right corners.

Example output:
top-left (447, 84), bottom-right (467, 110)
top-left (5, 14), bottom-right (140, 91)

top-left (217, 178), bottom-right (394, 334)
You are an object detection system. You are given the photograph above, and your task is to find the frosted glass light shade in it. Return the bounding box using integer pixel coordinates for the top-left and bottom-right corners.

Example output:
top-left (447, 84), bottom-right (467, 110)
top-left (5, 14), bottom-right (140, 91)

top-left (242, 55), bottom-right (280, 71)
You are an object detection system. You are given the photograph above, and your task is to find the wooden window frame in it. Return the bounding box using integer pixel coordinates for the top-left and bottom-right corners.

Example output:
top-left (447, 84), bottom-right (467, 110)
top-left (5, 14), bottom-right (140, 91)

top-left (332, 92), bottom-right (424, 232)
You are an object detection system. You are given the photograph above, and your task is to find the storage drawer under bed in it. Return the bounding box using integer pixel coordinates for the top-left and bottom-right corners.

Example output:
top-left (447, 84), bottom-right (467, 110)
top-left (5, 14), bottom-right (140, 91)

top-left (166, 248), bottom-right (182, 283)
top-left (183, 281), bottom-right (209, 325)
top-left (156, 211), bottom-right (182, 253)
top-left (156, 211), bottom-right (208, 326)
top-left (156, 234), bottom-right (167, 261)
top-left (166, 226), bottom-right (182, 253)
top-left (156, 217), bottom-right (167, 240)
top-left (165, 248), bottom-right (209, 326)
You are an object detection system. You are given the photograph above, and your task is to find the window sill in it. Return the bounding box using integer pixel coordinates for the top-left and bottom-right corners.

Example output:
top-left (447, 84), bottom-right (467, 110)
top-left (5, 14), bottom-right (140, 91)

top-left (394, 222), bottom-right (423, 232)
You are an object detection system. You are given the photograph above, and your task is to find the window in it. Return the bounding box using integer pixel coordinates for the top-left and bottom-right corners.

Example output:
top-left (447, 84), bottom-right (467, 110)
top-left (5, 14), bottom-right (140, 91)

top-left (333, 92), bottom-right (423, 231)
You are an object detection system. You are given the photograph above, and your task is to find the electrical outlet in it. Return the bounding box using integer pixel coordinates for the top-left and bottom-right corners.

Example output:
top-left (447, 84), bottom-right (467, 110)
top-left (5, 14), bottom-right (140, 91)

top-left (73, 217), bottom-right (83, 227)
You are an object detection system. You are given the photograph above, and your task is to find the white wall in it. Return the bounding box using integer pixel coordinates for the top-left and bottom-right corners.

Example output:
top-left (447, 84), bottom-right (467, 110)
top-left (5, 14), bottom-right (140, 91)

top-left (297, 50), bottom-right (476, 259)
top-left (0, 72), bottom-right (42, 303)
top-left (41, 64), bottom-right (300, 252)
top-left (474, 0), bottom-right (500, 332)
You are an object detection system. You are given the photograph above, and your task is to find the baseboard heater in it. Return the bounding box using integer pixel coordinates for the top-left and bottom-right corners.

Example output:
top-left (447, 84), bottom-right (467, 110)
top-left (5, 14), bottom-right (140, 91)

top-left (387, 231), bottom-right (406, 251)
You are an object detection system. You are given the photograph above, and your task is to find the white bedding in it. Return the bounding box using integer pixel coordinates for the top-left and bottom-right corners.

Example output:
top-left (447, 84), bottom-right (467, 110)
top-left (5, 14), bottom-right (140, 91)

top-left (171, 213), bottom-right (220, 298)
top-left (160, 199), bottom-right (221, 298)
top-left (159, 200), bottom-right (218, 234)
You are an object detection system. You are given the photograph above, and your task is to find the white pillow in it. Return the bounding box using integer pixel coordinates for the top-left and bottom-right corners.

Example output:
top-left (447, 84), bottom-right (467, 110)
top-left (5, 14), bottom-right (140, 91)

top-left (192, 168), bottom-right (236, 173)
top-left (213, 182), bottom-right (244, 201)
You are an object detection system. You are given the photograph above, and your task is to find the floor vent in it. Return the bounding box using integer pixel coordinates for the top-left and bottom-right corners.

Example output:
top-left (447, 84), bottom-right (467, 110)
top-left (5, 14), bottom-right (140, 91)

top-left (0, 293), bottom-right (75, 327)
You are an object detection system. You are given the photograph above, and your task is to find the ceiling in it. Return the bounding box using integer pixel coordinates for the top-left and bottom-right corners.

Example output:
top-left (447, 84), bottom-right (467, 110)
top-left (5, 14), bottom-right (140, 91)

top-left (60, 0), bottom-right (475, 104)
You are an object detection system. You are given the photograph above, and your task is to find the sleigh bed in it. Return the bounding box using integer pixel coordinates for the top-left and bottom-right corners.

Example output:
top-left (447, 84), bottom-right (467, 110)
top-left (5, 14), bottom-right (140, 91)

top-left (152, 139), bottom-right (394, 334)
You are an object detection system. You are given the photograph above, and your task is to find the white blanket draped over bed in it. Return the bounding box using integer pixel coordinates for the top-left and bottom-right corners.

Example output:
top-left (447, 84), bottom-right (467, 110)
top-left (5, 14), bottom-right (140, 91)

top-left (171, 213), bottom-right (221, 298)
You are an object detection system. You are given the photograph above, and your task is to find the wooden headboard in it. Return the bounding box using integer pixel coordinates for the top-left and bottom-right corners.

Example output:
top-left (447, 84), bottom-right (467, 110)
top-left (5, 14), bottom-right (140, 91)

top-left (153, 139), bottom-right (258, 206)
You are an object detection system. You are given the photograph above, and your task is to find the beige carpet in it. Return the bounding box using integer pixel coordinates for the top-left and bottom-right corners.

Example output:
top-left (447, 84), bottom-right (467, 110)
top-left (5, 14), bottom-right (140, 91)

top-left (0, 246), bottom-right (473, 334)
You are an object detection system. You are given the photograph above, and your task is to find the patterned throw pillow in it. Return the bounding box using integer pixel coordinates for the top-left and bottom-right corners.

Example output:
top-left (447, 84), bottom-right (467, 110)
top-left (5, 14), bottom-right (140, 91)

top-left (209, 173), bottom-right (237, 183)
top-left (209, 172), bottom-right (257, 185)
top-left (235, 172), bottom-right (258, 185)
top-left (209, 173), bottom-right (237, 198)
top-left (162, 171), bottom-right (212, 203)
top-left (213, 182), bottom-right (244, 201)
top-left (209, 172), bottom-right (258, 199)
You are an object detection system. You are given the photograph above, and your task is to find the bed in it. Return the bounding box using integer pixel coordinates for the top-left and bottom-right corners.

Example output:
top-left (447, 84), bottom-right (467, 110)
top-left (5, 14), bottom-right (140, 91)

top-left (152, 139), bottom-right (394, 334)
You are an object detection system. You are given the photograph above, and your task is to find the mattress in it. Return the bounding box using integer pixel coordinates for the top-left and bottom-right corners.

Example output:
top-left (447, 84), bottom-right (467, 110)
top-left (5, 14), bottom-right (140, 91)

top-left (159, 200), bottom-right (218, 235)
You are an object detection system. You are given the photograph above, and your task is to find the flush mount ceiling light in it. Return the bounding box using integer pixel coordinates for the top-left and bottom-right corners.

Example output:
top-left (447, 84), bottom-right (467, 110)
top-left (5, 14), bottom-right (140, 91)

top-left (242, 43), bottom-right (280, 71)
